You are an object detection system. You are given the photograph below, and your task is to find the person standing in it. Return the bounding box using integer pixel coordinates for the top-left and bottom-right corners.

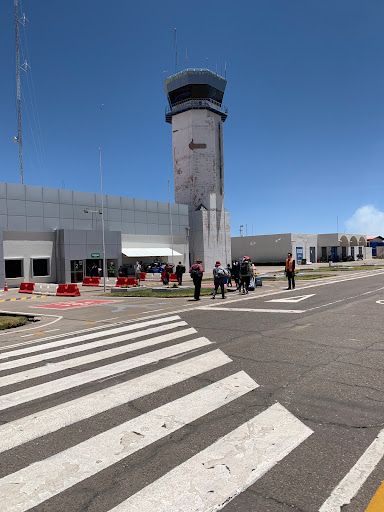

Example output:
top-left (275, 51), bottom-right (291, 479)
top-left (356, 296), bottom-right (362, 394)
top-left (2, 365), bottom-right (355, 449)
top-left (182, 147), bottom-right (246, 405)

top-left (189, 259), bottom-right (204, 301)
top-left (108, 262), bottom-right (115, 278)
top-left (239, 256), bottom-right (253, 294)
top-left (233, 260), bottom-right (240, 290)
top-left (175, 261), bottom-right (185, 285)
top-left (161, 266), bottom-right (169, 285)
top-left (226, 264), bottom-right (232, 287)
top-left (166, 262), bottom-right (174, 282)
top-left (134, 261), bottom-right (142, 284)
top-left (212, 261), bottom-right (227, 299)
top-left (118, 265), bottom-right (124, 277)
top-left (285, 252), bottom-right (296, 290)
top-left (90, 263), bottom-right (98, 277)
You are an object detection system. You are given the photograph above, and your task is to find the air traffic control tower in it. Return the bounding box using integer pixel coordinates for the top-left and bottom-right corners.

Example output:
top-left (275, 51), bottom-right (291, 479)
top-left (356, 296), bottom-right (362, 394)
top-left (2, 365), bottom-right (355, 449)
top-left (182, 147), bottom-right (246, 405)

top-left (165, 69), bottom-right (231, 270)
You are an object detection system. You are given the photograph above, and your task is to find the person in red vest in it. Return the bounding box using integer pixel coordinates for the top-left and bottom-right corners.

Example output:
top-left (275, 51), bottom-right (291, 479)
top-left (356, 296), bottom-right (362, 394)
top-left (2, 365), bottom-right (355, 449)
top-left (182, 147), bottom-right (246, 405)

top-left (285, 253), bottom-right (296, 290)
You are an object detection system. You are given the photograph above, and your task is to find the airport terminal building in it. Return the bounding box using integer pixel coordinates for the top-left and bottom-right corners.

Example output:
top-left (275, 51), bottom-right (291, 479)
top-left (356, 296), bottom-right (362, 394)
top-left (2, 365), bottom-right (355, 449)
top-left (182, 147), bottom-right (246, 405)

top-left (0, 182), bottom-right (190, 289)
top-left (232, 232), bottom-right (372, 264)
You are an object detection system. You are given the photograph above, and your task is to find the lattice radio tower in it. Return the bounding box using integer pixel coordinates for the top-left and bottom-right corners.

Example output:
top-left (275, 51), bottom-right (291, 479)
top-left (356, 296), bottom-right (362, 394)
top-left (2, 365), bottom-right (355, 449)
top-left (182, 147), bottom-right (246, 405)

top-left (14, 0), bottom-right (28, 185)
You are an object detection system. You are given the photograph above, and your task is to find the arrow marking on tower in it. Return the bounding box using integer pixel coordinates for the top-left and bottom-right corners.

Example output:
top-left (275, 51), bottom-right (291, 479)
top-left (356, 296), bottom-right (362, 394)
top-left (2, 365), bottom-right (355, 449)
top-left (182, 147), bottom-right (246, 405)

top-left (266, 294), bottom-right (315, 304)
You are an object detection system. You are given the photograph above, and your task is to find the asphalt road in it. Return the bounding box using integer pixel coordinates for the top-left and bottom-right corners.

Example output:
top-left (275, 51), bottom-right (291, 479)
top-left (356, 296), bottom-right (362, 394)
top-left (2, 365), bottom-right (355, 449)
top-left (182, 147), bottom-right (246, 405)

top-left (0, 269), bottom-right (383, 511)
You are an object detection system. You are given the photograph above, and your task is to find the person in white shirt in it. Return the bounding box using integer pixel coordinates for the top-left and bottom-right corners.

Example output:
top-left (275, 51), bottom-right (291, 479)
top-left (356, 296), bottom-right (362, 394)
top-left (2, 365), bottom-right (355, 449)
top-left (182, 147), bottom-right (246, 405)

top-left (134, 261), bottom-right (142, 284)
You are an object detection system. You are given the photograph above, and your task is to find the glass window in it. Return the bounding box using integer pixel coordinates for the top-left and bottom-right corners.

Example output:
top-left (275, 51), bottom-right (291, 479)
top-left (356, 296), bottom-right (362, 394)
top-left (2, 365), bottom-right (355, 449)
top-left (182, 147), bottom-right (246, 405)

top-left (32, 258), bottom-right (50, 277)
top-left (5, 259), bottom-right (24, 278)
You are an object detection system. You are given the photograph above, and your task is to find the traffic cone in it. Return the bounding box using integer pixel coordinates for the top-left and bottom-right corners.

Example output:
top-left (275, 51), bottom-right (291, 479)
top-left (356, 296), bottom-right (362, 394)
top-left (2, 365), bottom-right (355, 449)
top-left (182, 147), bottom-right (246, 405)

top-left (4, 281), bottom-right (8, 292)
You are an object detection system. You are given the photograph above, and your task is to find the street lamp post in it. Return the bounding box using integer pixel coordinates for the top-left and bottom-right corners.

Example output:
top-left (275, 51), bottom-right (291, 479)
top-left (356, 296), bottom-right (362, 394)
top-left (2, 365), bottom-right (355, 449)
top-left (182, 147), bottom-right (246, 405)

top-left (99, 148), bottom-right (106, 293)
top-left (84, 207), bottom-right (104, 288)
top-left (83, 148), bottom-right (106, 293)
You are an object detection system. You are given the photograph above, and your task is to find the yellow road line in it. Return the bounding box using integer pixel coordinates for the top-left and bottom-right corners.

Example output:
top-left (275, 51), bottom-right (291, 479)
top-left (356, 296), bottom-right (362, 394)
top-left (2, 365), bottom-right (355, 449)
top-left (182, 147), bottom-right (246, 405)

top-left (365, 480), bottom-right (384, 511)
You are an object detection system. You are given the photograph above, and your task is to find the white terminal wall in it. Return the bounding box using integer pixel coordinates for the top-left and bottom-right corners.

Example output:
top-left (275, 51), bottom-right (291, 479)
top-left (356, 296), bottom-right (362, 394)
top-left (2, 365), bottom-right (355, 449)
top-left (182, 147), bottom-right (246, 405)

top-left (232, 233), bottom-right (293, 262)
top-left (291, 233), bottom-right (318, 262)
top-left (3, 232), bottom-right (56, 285)
top-left (0, 182), bottom-right (190, 286)
top-left (232, 233), bottom-right (370, 263)
top-left (317, 233), bottom-right (367, 247)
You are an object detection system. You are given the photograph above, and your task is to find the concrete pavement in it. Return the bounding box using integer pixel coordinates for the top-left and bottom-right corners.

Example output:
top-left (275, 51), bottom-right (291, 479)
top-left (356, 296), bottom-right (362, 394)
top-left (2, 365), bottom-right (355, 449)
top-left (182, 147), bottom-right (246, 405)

top-left (0, 269), bottom-right (383, 511)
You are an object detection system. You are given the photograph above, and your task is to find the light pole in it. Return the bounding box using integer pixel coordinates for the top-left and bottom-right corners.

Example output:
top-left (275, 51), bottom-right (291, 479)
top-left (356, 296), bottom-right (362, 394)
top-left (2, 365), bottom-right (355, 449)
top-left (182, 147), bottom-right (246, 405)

top-left (84, 207), bottom-right (105, 289)
top-left (83, 148), bottom-right (106, 292)
top-left (168, 180), bottom-right (174, 266)
top-left (99, 148), bottom-right (106, 292)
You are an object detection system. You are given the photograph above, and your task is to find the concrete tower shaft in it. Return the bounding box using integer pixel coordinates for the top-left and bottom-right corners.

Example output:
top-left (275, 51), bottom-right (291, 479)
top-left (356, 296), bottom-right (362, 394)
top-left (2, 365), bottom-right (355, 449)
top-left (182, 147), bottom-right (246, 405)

top-left (164, 69), bottom-right (231, 269)
top-left (172, 109), bottom-right (224, 209)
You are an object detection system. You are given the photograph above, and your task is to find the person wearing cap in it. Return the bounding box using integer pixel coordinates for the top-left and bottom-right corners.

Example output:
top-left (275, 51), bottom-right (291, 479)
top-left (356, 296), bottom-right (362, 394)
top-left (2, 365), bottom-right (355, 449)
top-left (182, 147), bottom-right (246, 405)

top-left (212, 260), bottom-right (228, 299)
top-left (239, 256), bottom-right (253, 294)
top-left (189, 259), bottom-right (204, 300)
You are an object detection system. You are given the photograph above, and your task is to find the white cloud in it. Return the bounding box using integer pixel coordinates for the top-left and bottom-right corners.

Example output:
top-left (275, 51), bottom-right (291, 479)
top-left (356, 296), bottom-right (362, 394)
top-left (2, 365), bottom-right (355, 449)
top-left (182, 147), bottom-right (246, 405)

top-left (345, 205), bottom-right (384, 235)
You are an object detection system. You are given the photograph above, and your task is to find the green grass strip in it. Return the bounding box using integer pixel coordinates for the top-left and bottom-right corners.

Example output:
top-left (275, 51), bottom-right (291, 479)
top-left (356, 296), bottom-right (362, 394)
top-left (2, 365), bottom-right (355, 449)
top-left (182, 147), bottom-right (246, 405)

top-left (0, 316), bottom-right (28, 330)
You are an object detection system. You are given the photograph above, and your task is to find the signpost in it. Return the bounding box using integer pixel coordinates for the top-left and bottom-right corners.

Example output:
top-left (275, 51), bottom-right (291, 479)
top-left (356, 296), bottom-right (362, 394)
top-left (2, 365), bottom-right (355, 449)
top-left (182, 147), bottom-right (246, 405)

top-left (296, 247), bottom-right (303, 263)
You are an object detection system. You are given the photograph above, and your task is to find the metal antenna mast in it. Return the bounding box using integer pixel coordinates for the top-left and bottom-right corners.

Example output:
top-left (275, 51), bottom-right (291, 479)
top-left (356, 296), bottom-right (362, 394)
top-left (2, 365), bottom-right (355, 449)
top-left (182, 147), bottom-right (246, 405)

top-left (174, 28), bottom-right (178, 73)
top-left (14, 0), bottom-right (28, 184)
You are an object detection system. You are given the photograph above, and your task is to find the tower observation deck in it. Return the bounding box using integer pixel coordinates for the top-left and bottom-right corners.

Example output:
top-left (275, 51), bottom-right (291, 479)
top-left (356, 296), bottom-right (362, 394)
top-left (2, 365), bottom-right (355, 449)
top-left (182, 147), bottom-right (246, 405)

top-left (164, 69), bottom-right (228, 123)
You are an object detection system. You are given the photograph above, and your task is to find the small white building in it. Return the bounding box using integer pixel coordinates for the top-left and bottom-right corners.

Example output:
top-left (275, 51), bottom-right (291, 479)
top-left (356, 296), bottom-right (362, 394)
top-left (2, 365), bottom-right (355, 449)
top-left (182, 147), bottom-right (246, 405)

top-left (231, 233), bottom-right (371, 264)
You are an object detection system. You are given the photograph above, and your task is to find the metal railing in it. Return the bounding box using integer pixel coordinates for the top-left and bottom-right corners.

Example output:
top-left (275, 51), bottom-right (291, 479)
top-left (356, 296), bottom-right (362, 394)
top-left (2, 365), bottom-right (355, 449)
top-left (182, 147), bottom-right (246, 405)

top-left (165, 98), bottom-right (228, 115)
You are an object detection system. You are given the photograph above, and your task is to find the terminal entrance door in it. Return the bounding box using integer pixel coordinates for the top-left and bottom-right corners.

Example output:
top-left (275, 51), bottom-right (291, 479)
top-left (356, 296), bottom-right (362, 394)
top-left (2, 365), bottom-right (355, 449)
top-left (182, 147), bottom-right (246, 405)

top-left (310, 247), bottom-right (316, 263)
top-left (70, 260), bottom-right (84, 283)
top-left (321, 247), bottom-right (327, 260)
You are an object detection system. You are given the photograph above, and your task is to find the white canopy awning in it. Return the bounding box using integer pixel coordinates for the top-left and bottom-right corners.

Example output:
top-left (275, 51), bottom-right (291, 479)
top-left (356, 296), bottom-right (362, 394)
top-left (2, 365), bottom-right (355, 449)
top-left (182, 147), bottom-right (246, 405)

top-left (122, 247), bottom-right (182, 257)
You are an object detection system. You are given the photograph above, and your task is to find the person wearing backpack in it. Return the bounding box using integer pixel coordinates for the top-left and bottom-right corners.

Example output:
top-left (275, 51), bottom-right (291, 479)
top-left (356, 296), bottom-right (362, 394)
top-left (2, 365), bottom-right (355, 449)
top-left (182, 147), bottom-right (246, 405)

top-left (239, 256), bottom-right (253, 294)
top-left (189, 259), bottom-right (204, 300)
top-left (212, 261), bottom-right (228, 299)
top-left (176, 261), bottom-right (186, 285)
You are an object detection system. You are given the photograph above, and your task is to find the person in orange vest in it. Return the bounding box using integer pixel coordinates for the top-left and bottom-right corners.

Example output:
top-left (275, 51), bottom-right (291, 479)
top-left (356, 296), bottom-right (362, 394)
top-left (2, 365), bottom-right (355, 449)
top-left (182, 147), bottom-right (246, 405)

top-left (285, 252), bottom-right (296, 290)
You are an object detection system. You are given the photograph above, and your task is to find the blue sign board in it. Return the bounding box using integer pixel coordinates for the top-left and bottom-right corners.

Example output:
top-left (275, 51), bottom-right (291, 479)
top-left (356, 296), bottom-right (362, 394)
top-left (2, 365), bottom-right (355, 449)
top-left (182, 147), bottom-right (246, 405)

top-left (296, 247), bottom-right (303, 262)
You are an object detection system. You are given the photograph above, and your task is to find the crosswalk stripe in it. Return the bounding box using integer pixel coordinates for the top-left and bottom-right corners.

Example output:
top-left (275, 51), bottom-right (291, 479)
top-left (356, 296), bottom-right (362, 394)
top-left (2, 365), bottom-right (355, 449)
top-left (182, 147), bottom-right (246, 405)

top-left (0, 349), bottom-right (232, 454)
top-left (0, 321), bottom-right (188, 372)
top-left (199, 307), bottom-right (306, 314)
top-left (0, 327), bottom-right (198, 388)
top-left (110, 403), bottom-right (313, 512)
top-left (0, 315), bottom-right (182, 361)
top-left (319, 429), bottom-right (384, 512)
top-left (0, 337), bottom-right (211, 411)
top-left (0, 372), bottom-right (258, 512)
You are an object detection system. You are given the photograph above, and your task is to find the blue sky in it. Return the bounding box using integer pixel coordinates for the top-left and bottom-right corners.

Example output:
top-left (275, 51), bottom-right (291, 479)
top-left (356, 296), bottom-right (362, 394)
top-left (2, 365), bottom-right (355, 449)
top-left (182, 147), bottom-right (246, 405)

top-left (1, 0), bottom-right (383, 235)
